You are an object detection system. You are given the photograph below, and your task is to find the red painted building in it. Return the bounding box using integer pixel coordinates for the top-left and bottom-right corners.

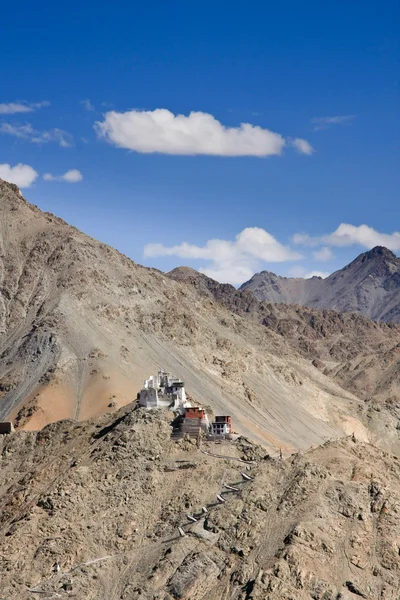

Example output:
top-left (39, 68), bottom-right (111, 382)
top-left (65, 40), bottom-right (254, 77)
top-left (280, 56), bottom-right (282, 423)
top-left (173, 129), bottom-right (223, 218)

top-left (185, 407), bottom-right (207, 420)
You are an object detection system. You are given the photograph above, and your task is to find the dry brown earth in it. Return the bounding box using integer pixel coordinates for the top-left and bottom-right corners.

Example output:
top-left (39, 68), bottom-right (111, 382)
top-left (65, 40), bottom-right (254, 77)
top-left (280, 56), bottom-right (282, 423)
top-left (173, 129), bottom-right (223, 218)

top-left (1, 406), bottom-right (399, 599)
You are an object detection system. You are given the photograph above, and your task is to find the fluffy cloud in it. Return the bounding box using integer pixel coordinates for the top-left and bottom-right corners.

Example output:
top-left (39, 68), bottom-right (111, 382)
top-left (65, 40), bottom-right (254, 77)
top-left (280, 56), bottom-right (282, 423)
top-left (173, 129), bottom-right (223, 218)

top-left (96, 108), bottom-right (313, 157)
top-left (0, 101), bottom-right (50, 114)
top-left (0, 163), bottom-right (39, 188)
top-left (43, 169), bottom-right (83, 183)
top-left (144, 227), bottom-right (302, 285)
top-left (294, 224), bottom-right (400, 251)
top-left (291, 138), bottom-right (314, 155)
top-left (0, 123), bottom-right (72, 147)
top-left (311, 115), bottom-right (355, 131)
top-left (313, 246), bottom-right (333, 261)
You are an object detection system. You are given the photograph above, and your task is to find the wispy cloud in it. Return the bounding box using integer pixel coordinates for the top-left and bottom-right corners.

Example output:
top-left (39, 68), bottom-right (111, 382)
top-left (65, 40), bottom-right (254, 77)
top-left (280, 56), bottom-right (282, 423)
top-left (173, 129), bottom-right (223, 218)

top-left (96, 108), bottom-right (313, 157)
top-left (311, 115), bottom-right (355, 131)
top-left (81, 98), bottom-right (95, 112)
top-left (43, 169), bottom-right (83, 183)
top-left (0, 163), bottom-right (39, 188)
top-left (313, 246), bottom-right (333, 261)
top-left (290, 138), bottom-right (314, 155)
top-left (0, 101), bottom-right (50, 114)
top-left (0, 123), bottom-right (73, 147)
top-left (294, 224), bottom-right (400, 251)
top-left (144, 227), bottom-right (302, 285)
top-left (289, 266), bottom-right (330, 279)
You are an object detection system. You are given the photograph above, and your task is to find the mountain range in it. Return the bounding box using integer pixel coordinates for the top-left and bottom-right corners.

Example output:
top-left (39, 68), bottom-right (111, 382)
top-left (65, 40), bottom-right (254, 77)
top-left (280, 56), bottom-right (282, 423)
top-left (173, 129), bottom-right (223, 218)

top-left (0, 178), bottom-right (400, 453)
top-left (0, 177), bottom-right (366, 452)
top-left (240, 246), bottom-right (400, 323)
top-left (1, 177), bottom-right (400, 598)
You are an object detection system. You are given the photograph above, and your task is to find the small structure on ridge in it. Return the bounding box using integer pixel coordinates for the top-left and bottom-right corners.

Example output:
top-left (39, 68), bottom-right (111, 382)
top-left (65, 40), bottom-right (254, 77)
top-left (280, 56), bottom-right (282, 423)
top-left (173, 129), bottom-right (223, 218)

top-left (0, 422), bottom-right (14, 434)
top-left (137, 370), bottom-right (237, 440)
top-left (210, 415), bottom-right (232, 437)
top-left (138, 369), bottom-right (190, 414)
top-left (173, 408), bottom-right (236, 440)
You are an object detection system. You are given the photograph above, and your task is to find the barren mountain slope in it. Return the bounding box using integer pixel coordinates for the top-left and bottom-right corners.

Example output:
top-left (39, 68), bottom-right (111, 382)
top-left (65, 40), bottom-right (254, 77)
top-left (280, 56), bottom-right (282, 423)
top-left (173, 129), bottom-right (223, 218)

top-left (240, 270), bottom-right (324, 305)
top-left (240, 246), bottom-right (400, 322)
top-left (169, 267), bottom-right (400, 452)
top-left (0, 178), bottom-right (370, 452)
top-left (1, 405), bottom-right (400, 599)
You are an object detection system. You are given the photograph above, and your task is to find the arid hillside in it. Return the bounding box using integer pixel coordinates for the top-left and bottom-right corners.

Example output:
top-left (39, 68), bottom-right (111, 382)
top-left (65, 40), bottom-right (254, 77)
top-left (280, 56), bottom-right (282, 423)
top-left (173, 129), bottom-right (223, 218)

top-left (2, 180), bottom-right (400, 599)
top-left (1, 405), bottom-right (400, 599)
top-left (0, 177), bottom-right (377, 454)
top-left (169, 267), bottom-right (400, 453)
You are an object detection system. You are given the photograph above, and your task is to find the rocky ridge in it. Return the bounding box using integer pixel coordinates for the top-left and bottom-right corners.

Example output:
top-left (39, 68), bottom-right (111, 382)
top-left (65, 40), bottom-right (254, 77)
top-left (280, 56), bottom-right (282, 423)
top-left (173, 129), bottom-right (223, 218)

top-left (169, 266), bottom-right (400, 453)
top-left (240, 246), bottom-right (400, 323)
top-left (1, 405), bottom-right (400, 599)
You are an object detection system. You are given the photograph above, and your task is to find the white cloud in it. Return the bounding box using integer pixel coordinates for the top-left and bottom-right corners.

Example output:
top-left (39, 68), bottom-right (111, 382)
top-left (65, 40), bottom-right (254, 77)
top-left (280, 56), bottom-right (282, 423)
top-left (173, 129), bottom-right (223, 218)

top-left (291, 138), bottom-right (314, 155)
top-left (311, 115), bottom-right (355, 131)
top-left (313, 246), bottom-right (333, 261)
top-left (0, 123), bottom-right (36, 138)
top-left (292, 233), bottom-right (314, 245)
top-left (294, 223), bottom-right (400, 251)
top-left (0, 163), bottom-right (39, 188)
top-left (81, 99), bottom-right (95, 111)
top-left (0, 101), bottom-right (50, 114)
top-left (34, 128), bottom-right (72, 147)
top-left (0, 123), bottom-right (72, 147)
top-left (288, 265), bottom-right (330, 279)
top-left (43, 169), bottom-right (83, 183)
top-left (96, 108), bottom-right (313, 157)
top-left (305, 270), bottom-right (330, 279)
top-left (144, 227), bottom-right (302, 285)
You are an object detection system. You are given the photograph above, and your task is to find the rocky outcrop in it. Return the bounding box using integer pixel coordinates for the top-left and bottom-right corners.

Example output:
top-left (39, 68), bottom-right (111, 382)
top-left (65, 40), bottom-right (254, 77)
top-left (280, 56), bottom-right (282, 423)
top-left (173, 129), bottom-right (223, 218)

top-left (1, 406), bottom-right (399, 599)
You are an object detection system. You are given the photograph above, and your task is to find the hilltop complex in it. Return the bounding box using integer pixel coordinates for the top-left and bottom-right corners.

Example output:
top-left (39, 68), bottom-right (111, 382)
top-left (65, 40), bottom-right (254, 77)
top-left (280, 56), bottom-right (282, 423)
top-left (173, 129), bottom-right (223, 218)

top-left (138, 369), bottom-right (235, 439)
top-left (138, 369), bottom-right (190, 414)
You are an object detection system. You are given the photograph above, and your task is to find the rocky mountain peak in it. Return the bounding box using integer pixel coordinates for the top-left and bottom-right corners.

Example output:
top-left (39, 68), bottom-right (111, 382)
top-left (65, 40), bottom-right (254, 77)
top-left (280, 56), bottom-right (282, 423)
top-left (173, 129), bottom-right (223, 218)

top-left (241, 246), bottom-right (400, 322)
top-left (367, 245), bottom-right (396, 258)
top-left (350, 245), bottom-right (398, 266)
top-left (0, 177), bottom-right (20, 193)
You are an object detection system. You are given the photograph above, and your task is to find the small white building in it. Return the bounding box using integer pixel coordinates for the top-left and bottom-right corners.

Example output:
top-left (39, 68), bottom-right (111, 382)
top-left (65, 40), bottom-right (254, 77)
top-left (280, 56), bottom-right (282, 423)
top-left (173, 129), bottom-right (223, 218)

top-left (210, 416), bottom-right (232, 437)
top-left (139, 369), bottom-right (190, 414)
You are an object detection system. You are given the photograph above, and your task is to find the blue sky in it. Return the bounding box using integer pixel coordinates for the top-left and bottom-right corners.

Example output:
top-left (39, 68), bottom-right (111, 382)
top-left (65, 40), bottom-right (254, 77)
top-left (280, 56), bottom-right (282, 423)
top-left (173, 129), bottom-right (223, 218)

top-left (1, 0), bottom-right (399, 284)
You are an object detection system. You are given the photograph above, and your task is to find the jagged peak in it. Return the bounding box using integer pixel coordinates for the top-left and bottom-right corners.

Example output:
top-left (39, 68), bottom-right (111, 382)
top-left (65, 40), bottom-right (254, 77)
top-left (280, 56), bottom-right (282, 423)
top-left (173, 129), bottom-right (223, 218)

top-left (0, 177), bottom-right (20, 192)
top-left (0, 177), bottom-right (25, 200)
top-left (167, 266), bottom-right (200, 278)
top-left (361, 246), bottom-right (397, 260)
top-left (343, 246), bottom-right (399, 271)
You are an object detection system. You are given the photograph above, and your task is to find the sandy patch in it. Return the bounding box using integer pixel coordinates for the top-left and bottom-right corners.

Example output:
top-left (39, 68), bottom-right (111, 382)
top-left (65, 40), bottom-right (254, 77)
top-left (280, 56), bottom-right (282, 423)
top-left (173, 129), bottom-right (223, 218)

top-left (340, 415), bottom-right (370, 443)
top-left (78, 367), bottom-right (143, 421)
top-left (10, 380), bottom-right (76, 431)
